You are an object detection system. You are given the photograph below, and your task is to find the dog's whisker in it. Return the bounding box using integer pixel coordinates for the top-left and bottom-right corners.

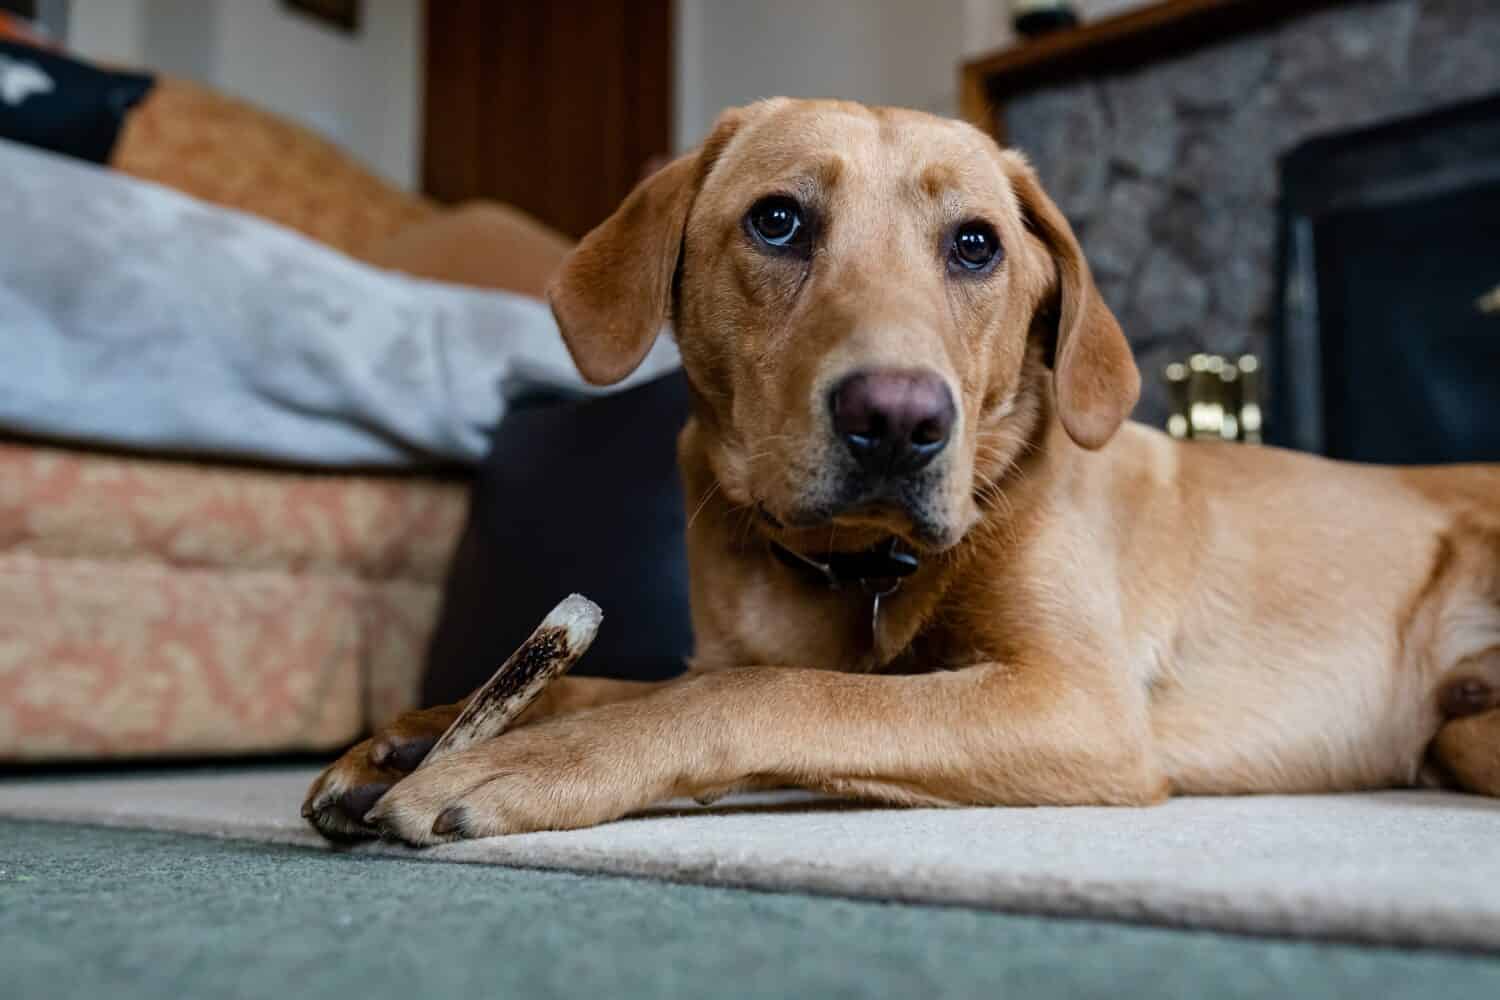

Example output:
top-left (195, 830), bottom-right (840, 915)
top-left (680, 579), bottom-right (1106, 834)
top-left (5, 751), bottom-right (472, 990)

top-left (687, 481), bottom-right (723, 531)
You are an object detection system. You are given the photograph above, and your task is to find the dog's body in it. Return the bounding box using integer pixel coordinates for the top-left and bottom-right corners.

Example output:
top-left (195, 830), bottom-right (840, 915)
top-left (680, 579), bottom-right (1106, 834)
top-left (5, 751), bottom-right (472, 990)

top-left (305, 99), bottom-right (1500, 845)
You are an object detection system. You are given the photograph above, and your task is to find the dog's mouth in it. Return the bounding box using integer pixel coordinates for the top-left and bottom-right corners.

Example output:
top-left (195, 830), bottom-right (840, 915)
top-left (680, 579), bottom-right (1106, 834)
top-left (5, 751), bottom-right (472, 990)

top-left (728, 430), bottom-right (973, 556)
top-left (755, 487), bottom-right (961, 554)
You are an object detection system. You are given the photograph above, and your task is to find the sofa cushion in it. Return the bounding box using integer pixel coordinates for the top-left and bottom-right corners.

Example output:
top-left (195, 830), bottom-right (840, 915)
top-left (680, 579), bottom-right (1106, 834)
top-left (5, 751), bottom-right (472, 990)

top-left (0, 551), bottom-right (366, 759)
top-left (366, 201), bottom-right (576, 301)
top-left (0, 439), bottom-right (469, 760)
top-left (111, 74), bottom-right (431, 261)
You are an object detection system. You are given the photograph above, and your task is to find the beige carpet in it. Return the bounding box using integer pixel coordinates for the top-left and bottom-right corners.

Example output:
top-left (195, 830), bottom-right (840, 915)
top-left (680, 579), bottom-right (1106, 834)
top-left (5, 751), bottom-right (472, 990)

top-left (2, 768), bottom-right (1498, 951)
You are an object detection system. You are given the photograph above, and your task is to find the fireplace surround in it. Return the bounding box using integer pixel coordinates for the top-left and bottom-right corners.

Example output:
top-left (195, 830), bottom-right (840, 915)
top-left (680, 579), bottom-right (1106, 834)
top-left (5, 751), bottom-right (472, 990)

top-left (975, 0), bottom-right (1500, 446)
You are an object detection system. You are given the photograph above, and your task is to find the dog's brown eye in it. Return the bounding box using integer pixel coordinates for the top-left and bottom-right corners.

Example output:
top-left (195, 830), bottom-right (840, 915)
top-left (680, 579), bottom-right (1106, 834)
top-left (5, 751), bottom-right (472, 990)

top-left (747, 196), bottom-right (805, 248)
top-left (951, 222), bottom-right (1000, 272)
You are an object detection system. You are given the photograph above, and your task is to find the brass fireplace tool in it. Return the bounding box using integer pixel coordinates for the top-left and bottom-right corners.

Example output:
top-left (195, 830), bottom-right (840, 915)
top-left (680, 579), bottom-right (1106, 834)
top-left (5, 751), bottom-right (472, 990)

top-left (1164, 354), bottom-right (1263, 444)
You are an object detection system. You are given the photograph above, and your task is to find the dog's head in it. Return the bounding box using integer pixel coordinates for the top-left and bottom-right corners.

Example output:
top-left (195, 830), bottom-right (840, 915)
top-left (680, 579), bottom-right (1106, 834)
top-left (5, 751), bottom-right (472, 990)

top-left (549, 99), bottom-right (1137, 553)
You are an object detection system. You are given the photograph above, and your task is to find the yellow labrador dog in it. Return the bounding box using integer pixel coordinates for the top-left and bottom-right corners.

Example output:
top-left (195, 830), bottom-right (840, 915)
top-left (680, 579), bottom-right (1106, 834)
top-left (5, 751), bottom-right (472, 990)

top-left (304, 99), bottom-right (1500, 845)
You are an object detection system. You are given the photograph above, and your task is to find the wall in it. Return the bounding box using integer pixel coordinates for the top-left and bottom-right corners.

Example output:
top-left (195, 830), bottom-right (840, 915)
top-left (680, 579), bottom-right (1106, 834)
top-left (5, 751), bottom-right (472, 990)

top-left (675, 0), bottom-right (1149, 148)
top-left (64, 0), bottom-right (144, 62)
top-left (675, 0), bottom-right (955, 148)
top-left (67, 0), bottom-right (422, 190)
top-left (964, 0), bottom-right (1147, 54)
top-left (65, 0), bottom-right (1147, 183)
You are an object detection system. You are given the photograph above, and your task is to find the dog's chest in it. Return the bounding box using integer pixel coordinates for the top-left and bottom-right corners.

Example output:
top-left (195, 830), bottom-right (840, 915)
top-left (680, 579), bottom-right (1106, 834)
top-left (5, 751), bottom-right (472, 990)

top-left (723, 574), bottom-right (890, 671)
top-left (691, 548), bottom-right (970, 674)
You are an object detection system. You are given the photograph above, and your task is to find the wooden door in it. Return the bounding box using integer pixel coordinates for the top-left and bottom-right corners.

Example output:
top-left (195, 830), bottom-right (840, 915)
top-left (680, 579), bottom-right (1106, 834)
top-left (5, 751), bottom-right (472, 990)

top-left (423, 0), bottom-right (673, 239)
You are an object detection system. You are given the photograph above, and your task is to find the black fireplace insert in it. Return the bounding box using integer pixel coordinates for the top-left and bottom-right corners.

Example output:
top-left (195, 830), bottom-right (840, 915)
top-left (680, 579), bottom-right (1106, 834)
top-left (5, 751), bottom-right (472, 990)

top-left (1272, 93), bottom-right (1500, 465)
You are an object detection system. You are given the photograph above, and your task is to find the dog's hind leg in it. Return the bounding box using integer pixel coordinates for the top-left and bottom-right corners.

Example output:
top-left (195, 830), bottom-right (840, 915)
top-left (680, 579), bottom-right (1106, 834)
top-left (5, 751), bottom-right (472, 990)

top-left (1432, 705), bottom-right (1500, 796)
top-left (1410, 517), bottom-right (1500, 796)
top-left (1429, 648), bottom-right (1500, 795)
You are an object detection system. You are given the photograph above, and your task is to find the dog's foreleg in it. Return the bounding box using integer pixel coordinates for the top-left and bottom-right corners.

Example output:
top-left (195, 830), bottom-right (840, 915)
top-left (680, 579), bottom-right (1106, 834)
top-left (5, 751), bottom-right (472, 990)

top-left (366, 662), bottom-right (1164, 844)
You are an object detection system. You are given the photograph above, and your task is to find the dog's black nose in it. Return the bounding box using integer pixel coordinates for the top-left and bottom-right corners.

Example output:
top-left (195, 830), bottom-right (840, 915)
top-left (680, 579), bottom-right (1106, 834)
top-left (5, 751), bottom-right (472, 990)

top-left (831, 369), bottom-right (955, 475)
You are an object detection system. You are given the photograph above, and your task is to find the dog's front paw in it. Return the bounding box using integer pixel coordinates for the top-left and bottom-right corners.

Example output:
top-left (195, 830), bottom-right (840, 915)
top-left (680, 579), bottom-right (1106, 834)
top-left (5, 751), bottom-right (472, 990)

top-left (301, 703), bottom-right (464, 842)
top-left (365, 718), bottom-right (667, 846)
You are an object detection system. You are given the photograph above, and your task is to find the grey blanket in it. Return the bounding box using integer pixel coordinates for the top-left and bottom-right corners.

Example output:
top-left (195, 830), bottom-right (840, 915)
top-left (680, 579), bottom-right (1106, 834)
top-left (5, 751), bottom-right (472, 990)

top-left (0, 139), bottom-right (678, 467)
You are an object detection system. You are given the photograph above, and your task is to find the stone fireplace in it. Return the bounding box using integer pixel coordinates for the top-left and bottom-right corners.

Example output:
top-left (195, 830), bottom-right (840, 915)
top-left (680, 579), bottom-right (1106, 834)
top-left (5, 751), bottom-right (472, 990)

top-left (996, 0), bottom-right (1500, 443)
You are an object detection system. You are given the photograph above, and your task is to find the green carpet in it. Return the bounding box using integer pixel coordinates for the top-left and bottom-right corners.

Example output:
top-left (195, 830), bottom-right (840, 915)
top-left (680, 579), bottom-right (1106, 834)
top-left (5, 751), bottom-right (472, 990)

top-left (2, 821), bottom-right (1497, 1000)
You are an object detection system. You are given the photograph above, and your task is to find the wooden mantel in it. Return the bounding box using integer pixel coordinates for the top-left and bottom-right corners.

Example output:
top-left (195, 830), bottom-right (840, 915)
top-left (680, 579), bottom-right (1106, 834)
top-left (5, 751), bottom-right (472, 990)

top-left (960, 0), bottom-right (1340, 141)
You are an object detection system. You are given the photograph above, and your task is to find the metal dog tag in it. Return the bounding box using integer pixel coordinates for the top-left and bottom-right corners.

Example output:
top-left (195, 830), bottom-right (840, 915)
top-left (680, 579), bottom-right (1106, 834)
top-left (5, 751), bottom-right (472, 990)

top-left (867, 577), bottom-right (902, 647)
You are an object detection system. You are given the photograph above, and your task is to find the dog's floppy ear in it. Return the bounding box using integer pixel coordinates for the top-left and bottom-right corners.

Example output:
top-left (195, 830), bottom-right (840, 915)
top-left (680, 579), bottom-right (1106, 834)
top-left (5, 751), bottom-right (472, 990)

top-left (1004, 154), bottom-right (1139, 450)
top-left (548, 111), bottom-right (745, 386)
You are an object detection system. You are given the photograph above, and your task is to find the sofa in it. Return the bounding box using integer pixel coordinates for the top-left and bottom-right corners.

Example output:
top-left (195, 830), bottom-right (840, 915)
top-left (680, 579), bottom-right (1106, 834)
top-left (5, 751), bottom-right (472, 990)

top-left (0, 46), bottom-right (577, 761)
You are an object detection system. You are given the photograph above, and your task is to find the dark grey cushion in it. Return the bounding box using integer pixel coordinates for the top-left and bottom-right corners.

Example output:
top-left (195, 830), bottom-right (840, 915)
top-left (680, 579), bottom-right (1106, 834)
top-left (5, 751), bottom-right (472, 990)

top-left (422, 372), bottom-right (693, 705)
top-left (0, 40), bottom-right (153, 164)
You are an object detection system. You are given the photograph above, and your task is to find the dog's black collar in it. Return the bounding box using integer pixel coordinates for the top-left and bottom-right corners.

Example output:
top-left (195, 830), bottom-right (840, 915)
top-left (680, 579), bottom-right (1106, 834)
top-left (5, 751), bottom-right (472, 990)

top-left (769, 536), bottom-right (919, 595)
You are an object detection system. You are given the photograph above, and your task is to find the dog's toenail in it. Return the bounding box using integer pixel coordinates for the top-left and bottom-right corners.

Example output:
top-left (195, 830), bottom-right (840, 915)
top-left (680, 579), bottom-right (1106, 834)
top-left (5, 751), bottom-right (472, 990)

top-left (373, 737), bottom-right (436, 773)
top-left (369, 741), bottom-right (393, 768)
top-left (337, 784), bottom-right (390, 822)
top-left (432, 807), bottom-right (467, 837)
